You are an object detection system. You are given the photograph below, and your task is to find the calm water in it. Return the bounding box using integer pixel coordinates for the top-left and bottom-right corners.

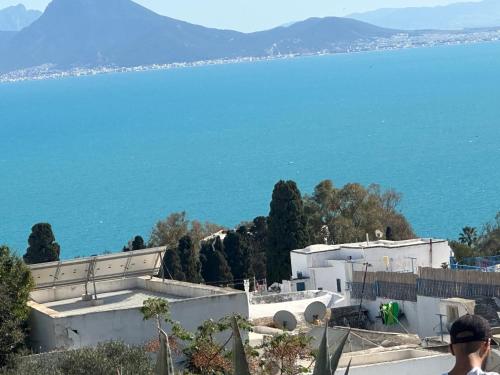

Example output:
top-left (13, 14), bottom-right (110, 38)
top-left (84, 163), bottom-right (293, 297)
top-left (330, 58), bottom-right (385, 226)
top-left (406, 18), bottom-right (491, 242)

top-left (1, 43), bottom-right (500, 259)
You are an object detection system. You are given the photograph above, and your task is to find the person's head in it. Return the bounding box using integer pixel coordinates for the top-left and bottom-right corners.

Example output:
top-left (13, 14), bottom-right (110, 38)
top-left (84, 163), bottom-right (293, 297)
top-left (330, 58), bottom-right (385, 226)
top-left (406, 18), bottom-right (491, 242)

top-left (449, 314), bottom-right (493, 369)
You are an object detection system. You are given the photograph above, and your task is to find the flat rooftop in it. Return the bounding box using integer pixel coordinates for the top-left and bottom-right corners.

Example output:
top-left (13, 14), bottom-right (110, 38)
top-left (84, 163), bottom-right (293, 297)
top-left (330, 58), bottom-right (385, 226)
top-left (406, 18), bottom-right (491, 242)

top-left (43, 289), bottom-right (184, 317)
top-left (292, 238), bottom-right (447, 254)
top-left (29, 276), bottom-right (246, 320)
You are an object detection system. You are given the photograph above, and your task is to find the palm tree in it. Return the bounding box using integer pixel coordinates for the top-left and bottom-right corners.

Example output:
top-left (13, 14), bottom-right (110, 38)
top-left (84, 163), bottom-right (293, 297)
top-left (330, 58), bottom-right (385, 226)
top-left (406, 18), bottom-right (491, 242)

top-left (459, 226), bottom-right (478, 247)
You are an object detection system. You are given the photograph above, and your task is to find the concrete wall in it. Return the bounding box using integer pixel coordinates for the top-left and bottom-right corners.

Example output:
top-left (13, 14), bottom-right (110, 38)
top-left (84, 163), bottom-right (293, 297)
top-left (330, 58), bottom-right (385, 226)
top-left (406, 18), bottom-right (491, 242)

top-left (351, 294), bottom-right (454, 338)
top-left (360, 298), bottom-right (420, 334)
top-left (29, 277), bottom-right (249, 352)
top-left (333, 351), bottom-right (454, 375)
top-left (291, 252), bottom-right (310, 278)
top-left (362, 241), bottom-right (450, 273)
top-left (249, 291), bottom-right (337, 319)
top-left (290, 240), bottom-right (451, 295)
top-left (416, 295), bottom-right (446, 338)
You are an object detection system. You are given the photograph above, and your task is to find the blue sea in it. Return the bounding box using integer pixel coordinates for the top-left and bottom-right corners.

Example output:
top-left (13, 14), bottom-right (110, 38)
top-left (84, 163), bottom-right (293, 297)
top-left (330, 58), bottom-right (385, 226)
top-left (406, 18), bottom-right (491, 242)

top-left (1, 42), bottom-right (499, 259)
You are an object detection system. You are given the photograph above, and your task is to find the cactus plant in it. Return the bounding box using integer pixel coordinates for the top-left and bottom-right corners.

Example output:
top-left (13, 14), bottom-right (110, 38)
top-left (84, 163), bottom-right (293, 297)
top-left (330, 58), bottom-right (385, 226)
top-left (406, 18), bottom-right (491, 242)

top-left (156, 329), bottom-right (176, 375)
top-left (313, 323), bottom-right (351, 375)
top-left (231, 315), bottom-right (251, 375)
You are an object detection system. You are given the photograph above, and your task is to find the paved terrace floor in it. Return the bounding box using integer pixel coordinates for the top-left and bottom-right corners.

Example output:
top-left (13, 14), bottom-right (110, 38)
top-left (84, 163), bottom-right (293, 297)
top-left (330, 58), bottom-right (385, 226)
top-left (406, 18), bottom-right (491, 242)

top-left (44, 289), bottom-right (184, 317)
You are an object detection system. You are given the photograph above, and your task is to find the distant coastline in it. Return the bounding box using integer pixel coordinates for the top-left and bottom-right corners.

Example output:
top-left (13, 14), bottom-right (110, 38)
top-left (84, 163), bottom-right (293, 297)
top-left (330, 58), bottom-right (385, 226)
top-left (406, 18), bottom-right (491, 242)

top-left (1, 28), bottom-right (500, 84)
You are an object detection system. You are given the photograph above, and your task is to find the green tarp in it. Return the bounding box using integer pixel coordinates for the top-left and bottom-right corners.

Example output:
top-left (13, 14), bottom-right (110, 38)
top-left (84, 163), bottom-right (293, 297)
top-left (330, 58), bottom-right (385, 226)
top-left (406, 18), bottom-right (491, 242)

top-left (380, 302), bottom-right (399, 325)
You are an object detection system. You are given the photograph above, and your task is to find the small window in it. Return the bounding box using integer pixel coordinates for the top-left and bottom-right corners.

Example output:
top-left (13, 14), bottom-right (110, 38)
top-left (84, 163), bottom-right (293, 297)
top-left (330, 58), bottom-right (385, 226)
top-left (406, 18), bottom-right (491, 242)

top-left (296, 282), bottom-right (306, 292)
top-left (336, 278), bottom-right (342, 293)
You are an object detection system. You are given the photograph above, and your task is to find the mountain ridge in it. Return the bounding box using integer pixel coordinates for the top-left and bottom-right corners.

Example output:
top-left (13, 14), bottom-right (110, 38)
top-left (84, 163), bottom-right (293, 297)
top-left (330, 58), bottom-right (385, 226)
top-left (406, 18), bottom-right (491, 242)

top-left (0, 4), bottom-right (42, 31)
top-left (0, 0), bottom-right (399, 74)
top-left (349, 0), bottom-right (500, 30)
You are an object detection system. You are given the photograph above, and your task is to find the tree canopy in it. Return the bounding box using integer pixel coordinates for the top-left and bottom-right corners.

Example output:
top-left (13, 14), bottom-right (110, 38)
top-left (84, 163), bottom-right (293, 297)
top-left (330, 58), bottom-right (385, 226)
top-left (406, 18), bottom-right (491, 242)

top-left (123, 235), bottom-right (146, 252)
top-left (304, 180), bottom-right (415, 244)
top-left (177, 235), bottom-right (203, 284)
top-left (267, 180), bottom-right (309, 284)
top-left (451, 212), bottom-right (500, 262)
top-left (0, 246), bottom-right (34, 367)
top-left (23, 223), bottom-right (60, 264)
top-left (148, 212), bottom-right (224, 251)
top-left (200, 237), bottom-right (233, 286)
top-left (162, 248), bottom-right (186, 281)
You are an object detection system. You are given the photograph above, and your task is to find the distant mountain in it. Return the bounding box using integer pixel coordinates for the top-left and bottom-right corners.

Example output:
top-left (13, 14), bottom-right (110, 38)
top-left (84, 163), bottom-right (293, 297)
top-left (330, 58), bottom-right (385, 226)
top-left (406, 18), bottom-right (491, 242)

top-left (349, 0), bottom-right (500, 30)
top-left (243, 17), bottom-right (397, 55)
top-left (0, 4), bottom-right (41, 31)
top-left (0, 0), bottom-right (398, 74)
top-left (0, 30), bottom-right (15, 43)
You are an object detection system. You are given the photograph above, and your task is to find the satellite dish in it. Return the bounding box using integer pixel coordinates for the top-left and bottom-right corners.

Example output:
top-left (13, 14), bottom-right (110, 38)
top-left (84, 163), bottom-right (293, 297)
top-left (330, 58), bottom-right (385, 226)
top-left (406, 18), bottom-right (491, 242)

top-left (273, 310), bottom-right (298, 331)
top-left (375, 229), bottom-right (384, 239)
top-left (304, 301), bottom-right (327, 323)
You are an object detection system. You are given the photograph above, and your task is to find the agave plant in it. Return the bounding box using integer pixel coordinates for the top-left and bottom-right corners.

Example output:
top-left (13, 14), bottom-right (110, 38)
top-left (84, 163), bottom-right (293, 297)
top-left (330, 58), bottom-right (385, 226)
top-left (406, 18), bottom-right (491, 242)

top-left (156, 329), bottom-right (176, 375)
top-left (232, 315), bottom-right (251, 375)
top-left (313, 323), bottom-right (351, 375)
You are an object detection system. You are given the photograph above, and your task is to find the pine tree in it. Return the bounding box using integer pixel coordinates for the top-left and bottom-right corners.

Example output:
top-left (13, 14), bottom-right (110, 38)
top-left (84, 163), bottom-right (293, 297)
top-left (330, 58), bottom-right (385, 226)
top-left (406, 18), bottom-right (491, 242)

top-left (249, 216), bottom-right (268, 281)
top-left (267, 180), bottom-right (309, 284)
top-left (132, 235), bottom-right (146, 250)
top-left (23, 223), bottom-right (60, 264)
top-left (162, 248), bottom-right (185, 281)
top-left (178, 235), bottom-right (203, 283)
top-left (123, 235), bottom-right (146, 252)
top-left (0, 246), bottom-right (34, 367)
top-left (200, 237), bottom-right (233, 286)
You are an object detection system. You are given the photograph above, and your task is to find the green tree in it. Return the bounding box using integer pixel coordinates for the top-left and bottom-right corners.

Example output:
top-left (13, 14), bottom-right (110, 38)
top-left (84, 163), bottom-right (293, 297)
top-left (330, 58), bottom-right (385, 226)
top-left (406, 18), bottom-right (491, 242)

top-left (178, 236), bottom-right (203, 283)
top-left (303, 180), bottom-right (415, 245)
top-left (3, 342), bottom-right (155, 375)
top-left (149, 212), bottom-right (224, 252)
top-left (149, 212), bottom-right (190, 249)
top-left (131, 235), bottom-right (146, 250)
top-left (267, 180), bottom-right (309, 284)
top-left (248, 216), bottom-right (268, 281)
top-left (223, 228), bottom-right (253, 283)
top-left (261, 332), bottom-right (313, 375)
top-left (449, 241), bottom-right (475, 263)
top-left (200, 237), bottom-right (233, 286)
top-left (23, 223), bottom-right (60, 264)
top-left (0, 246), bottom-right (34, 367)
top-left (162, 248), bottom-right (185, 281)
top-left (123, 235), bottom-right (146, 252)
top-left (458, 226), bottom-right (478, 247)
top-left (477, 212), bottom-right (500, 256)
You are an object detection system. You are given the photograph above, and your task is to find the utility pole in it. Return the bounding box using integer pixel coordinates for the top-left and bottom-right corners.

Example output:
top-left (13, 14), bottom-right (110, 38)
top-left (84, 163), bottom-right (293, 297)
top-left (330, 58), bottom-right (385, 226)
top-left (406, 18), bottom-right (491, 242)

top-left (437, 314), bottom-right (446, 343)
top-left (357, 262), bottom-right (370, 327)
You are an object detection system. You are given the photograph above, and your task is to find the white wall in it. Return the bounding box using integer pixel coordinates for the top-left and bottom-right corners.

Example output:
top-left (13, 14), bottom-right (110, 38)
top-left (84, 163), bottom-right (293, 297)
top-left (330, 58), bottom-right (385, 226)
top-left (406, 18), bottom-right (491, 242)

top-left (333, 352), bottom-right (454, 375)
top-left (249, 291), bottom-right (336, 319)
top-left (351, 295), bottom-right (452, 338)
top-left (362, 241), bottom-right (451, 273)
top-left (416, 295), bottom-right (445, 338)
top-left (290, 252), bottom-right (310, 278)
top-left (29, 277), bottom-right (249, 352)
top-left (360, 298), bottom-right (420, 334)
top-left (311, 260), bottom-right (349, 293)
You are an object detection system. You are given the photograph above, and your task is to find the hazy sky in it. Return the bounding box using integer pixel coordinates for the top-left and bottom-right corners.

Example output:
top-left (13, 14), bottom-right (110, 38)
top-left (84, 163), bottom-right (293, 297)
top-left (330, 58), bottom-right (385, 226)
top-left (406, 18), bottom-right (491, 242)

top-left (0, 0), bottom-right (481, 32)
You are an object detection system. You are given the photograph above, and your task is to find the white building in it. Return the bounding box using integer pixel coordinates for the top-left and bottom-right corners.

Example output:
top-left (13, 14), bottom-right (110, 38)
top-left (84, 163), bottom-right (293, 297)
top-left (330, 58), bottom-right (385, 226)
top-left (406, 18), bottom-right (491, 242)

top-left (289, 239), bottom-right (452, 303)
top-left (27, 248), bottom-right (249, 352)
